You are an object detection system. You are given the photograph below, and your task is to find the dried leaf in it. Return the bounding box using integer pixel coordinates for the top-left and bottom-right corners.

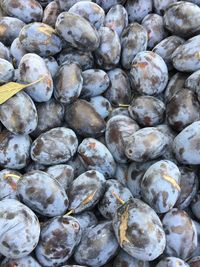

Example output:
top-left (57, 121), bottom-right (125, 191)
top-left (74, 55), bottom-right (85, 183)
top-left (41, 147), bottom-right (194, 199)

top-left (112, 191), bottom-right (125, 205)
top-left (163, 174), bottom-right (181, 191)
top-left (0, 76), bottom-right (44, 104)
top-left (63, 190), bottom-right (98, 217)
top-left (119, 205), bottom-right (130, 246)
top-left (82, 190), bottom-right (97, 205)
top-left (64, 209), bottom-right (74, 217)
top-left (118, 104), bottom-right (130, 108)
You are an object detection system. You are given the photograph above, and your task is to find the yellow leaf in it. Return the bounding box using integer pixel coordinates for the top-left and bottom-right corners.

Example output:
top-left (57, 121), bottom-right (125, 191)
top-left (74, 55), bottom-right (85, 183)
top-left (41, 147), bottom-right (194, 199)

top-left (0, 76), bottom-right (44, 105)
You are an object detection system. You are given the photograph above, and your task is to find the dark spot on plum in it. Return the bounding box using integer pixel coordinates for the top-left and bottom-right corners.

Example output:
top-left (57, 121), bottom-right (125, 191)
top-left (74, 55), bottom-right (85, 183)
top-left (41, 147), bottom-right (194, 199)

top-left (26, 187), bottom-right (36, 194)
top-left (32, 138), bottom-right (44, 156)
top-left (85, 171), bottom-right (96, 178)
top-left (13, 249), bottom-right (20, 255)
top-left (14, 144), bottom-right (19, 149)
top-left (69, 135), bottom-right (76, 144)
top-left (5, 212), bottom-right (15, 220)
top-left (2, 240), bottom-right (10, 248)
top-left (179, 148), bottom-right (184, 156)
top-left (64, 198), bottom-right (69, 206)
top-left (47, 195), bottom-right (55, 204)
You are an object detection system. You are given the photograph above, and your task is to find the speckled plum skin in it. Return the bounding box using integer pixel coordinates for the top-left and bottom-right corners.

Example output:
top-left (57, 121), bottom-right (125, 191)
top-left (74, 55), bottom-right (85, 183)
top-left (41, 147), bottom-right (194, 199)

top-left (0, 199), bottom-right (40, 259)
top-left (0, 17), bottom-right (25, 46)
top-left (74, 221), bottom-right (119, 267)
top-left (153, 36), bottom-right (185, 70)
top-left (73, 211), bottom-right (98, 232)
top-left (2, 256), bottom-right (41, 267)
top-left (0, 91), bottom-right (38, 135)
top-left (78, 138), bottom-right (116, 178)
top-left (173, 121), bottom-right (200, 164)
top-left (105, 115), bottom-right (139, 163)
top-left (31, 98), bottom-right (65, 138)
top-left (104, 68), bottom-right (132, 106)
top-left (125, 0), bottom-right (152, 23)
top-left (19, 22), bottom-right (62, 57)
top-left (10, 38), bottom-right (27, 67)
top-left (114, 250), bottom-right (150, 267)
top-left (112, 199), bottom-right (166, 261)
top-left (175, 166), bottom-right (198, 210)
top-left (142, 14), bottom-right (168, 49)
top-left (0, 130), bottom-right (31, 169)
top-left (44, 56), bottom-right (59, 78)
top-left (55, 12), bottom-right (99, 52)
top-left (54, 62), bottom-right (83, 104)
top-left (69, 1), bottom-right (105, 30)
top-left (0, 41), bottom-right (11, 62)
top-left (172, 35), bottom-right (200, 72)
top-left (164, 72), bottom-right (188, 103)
top-left (156, 257), bottom-right (189, 267)
top-left (89, 96), bottom-right (111, 119)
top-left (94, 27), bottom-right (121, 70)
top-left (141, 160), bottom-right (181, 213)
top-left (98, 179), bottom-right (133, 219)
top-left (121, 22), bottom-right (148, 70)
top-left (17, 170), bottom-right (69, 217)
top-left (130, 51), bottom-right (168, 95)
top-left (164, 1), bottom-right (200, 38)
top-left (81, 69), bottom-right (109, 98)
top-left (95, 0), bottom-right (126, 11)
top-left (127, 160), bottom-right (157, 198)
top-left (1, 0), bottom-right (43, 23)
top-left (189, 256), bottom-right (200, 267)
top-left (68, 170), bottom-right (106, 213)
top-left (57, 46), bottom-right (94, 70)
top-left (191, 193), bottom-right (200, 221)
top-left (46, 164), bottom-right (74, 190)
top-left (185, 70), bottom-right (200, 102)
top-left (104, 4), bottom-right (128, 36)
top-left (58, 0), bottom-right (92, 11)
top-left (162, 209), bottom-right (197, 259)
top-left (153, 0), bottom-right (178, 15)
top-left (31, 127), bottom-right (78, 165)
top-left (128, 96), bottom-right (165, 127)
top-left (125, 127), bottom-right (168, 162)
top-left (19, 53), bottom-right (53, 102)
top-left (0, 58), bottom-right (14, 84)
top-left (42, 1), bottom-right (60, 27)
top-left (36, 216), bottom-right (82, 267)
top-left (166, 89), bottom-right (200, 132)
top-left (65, 99), bottom-right (106, 137)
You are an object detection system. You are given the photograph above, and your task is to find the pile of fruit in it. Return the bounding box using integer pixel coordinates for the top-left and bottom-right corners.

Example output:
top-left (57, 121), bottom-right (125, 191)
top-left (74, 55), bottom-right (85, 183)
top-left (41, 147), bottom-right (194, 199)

top-left (1, 0), bottom-right (200, 266)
